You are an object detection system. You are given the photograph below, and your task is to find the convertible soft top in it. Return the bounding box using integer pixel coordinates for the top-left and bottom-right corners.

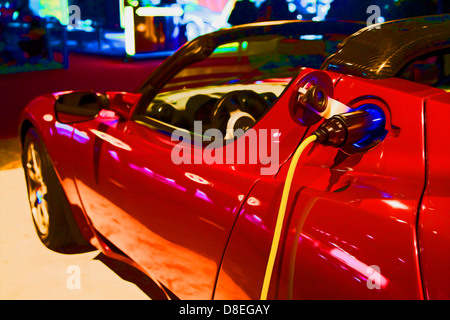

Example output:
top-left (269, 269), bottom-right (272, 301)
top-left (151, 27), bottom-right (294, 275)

top-left (321, 14), bottom-right (450, 79)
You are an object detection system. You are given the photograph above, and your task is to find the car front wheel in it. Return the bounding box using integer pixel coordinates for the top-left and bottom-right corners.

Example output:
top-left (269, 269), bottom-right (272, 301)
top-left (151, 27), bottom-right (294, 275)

top-left (22, 128), bottom-right (76, 251)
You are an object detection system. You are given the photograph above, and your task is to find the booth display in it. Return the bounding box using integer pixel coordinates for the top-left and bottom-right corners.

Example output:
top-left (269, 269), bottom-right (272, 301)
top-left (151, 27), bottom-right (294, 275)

top-left (2, 0), bottom-right (335, 58)
top-left (0, 1), bottom-right (68, 74)
top-left (32, 0), bottom-right (236, 57)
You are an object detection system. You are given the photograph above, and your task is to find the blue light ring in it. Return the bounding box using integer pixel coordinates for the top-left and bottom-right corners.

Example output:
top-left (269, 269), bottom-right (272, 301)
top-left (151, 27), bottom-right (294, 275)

top-left (352, 103), bottom-right (388, 149)
top-left (339, 102), bottom-right (389, 154)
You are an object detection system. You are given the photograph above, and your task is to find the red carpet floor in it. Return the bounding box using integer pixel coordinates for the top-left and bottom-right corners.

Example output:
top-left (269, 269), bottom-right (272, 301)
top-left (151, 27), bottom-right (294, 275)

top-left (0, 53), bottom-right (163, 138)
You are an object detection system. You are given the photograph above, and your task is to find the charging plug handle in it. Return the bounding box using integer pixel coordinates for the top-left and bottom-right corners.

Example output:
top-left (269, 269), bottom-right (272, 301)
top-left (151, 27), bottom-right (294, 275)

top-left (314, 110), bottom-right (376, 148)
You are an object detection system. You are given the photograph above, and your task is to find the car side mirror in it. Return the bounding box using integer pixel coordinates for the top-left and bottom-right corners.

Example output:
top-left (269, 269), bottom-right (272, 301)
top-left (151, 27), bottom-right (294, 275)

top-left (55, 91), bottom-right (108, 124)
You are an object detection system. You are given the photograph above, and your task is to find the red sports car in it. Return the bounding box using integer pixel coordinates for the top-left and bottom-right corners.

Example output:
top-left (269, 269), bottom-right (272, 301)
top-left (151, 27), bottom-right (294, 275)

top-left (19, 16), bottom-right (450, 300)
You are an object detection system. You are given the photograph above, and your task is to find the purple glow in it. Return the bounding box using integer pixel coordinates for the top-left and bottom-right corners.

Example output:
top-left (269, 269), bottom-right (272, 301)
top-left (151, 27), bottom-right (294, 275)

top-left (195, 189), bottom-right (213, 203)
top-left (73, 128), bottom-right (90, 144)
top-left (251, 214), bottom-right (262, 223)
top-left (128, 163), bottom-right (186, 192)
top-left (54, 122), bottom-right (73, 138)
top-left (330, 248), bottom-right (389, 289)
top-left (244, 213), bottom-right (267, 230)
top-left (108, 150), bottom-right (120, 161)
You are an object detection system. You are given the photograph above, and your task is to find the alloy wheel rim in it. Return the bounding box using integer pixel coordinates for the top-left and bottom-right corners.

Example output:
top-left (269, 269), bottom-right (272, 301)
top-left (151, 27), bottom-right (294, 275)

top-left (26, 142), bottom-right (50, 236)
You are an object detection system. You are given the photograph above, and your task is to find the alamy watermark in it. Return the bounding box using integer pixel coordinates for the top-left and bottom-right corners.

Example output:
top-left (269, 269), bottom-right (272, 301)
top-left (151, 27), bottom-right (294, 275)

top-left (68, 5), bottom-right (81, 28)
top-left (366, 265), bottom-right (388, 290)
top-left (367, 5), bottom-right (382, 29)
top-left (66, 265), bottom-right (81, 290)
top-left (171, 121), bottom-right (280, 176)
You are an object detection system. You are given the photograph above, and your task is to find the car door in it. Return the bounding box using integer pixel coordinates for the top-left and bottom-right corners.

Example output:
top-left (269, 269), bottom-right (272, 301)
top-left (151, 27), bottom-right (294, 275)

top-left (71, 107), bottom-right (259, 299)
top-left (418, 92), bottom-right (450, 299)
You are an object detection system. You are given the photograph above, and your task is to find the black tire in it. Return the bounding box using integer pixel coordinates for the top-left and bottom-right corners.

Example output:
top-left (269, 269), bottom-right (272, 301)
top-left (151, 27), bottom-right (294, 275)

top-left (22, 128), bottom-right (83, 251)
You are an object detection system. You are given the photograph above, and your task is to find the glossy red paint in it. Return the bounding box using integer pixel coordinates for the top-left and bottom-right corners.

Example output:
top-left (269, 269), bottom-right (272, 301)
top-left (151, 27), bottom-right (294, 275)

top-left (18, 68), bottom-right (450, 300)
top-left (419, 92), bottom-right (450, 300)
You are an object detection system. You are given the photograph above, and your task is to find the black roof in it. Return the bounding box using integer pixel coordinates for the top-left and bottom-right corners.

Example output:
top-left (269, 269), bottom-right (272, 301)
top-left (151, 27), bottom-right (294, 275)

top-left (321, 15), bottom-right (450, 79)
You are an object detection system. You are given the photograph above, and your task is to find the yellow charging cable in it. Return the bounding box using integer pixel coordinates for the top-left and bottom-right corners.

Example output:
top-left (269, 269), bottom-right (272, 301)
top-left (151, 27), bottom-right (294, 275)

top-left (260, 134), bottom-right (317, 300)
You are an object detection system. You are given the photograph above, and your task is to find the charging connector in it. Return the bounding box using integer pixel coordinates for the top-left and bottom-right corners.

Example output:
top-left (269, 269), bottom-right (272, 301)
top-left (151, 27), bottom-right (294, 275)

top-left (313, 106), bottom-right (387, 153)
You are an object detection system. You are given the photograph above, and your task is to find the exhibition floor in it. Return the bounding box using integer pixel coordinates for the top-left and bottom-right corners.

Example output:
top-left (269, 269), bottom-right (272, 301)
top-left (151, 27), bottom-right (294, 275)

top-left (0, 165), bottom-right (163, 299)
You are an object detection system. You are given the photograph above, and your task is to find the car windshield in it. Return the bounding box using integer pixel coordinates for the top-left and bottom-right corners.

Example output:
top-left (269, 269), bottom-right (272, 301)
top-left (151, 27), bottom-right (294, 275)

top-left (143, 32), bottom-right (349, 134)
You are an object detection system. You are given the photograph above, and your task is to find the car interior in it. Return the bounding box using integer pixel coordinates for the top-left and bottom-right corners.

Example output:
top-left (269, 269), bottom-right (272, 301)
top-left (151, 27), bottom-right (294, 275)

top-left (142, 33), bottom-right (349, 138)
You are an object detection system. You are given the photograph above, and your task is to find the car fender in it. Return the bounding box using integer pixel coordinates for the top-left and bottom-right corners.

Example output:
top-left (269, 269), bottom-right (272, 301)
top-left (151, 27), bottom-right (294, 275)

top-left (19, 93), bottom-right (95, 245)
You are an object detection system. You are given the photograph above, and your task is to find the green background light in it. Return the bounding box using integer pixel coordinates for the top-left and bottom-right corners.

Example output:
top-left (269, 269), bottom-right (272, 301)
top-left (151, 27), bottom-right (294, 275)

top-left (38, 0), bottom-right (69, 25)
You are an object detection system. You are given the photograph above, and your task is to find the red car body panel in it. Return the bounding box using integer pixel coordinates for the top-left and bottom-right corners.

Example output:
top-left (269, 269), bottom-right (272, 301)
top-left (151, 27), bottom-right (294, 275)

top-left (419, 92), bottom-right (450, 300)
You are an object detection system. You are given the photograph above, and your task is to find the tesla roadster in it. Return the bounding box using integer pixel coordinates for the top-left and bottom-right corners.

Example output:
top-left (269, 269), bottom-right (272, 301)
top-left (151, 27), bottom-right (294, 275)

top-left (19, 16), bottom-right (450, 300)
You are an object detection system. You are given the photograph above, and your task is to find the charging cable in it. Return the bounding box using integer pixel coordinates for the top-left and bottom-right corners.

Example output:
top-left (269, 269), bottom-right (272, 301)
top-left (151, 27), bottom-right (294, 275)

top-left (260, 109), bottom-right (387, 300)
top-left (260, 134), bottom-right (317, 300)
